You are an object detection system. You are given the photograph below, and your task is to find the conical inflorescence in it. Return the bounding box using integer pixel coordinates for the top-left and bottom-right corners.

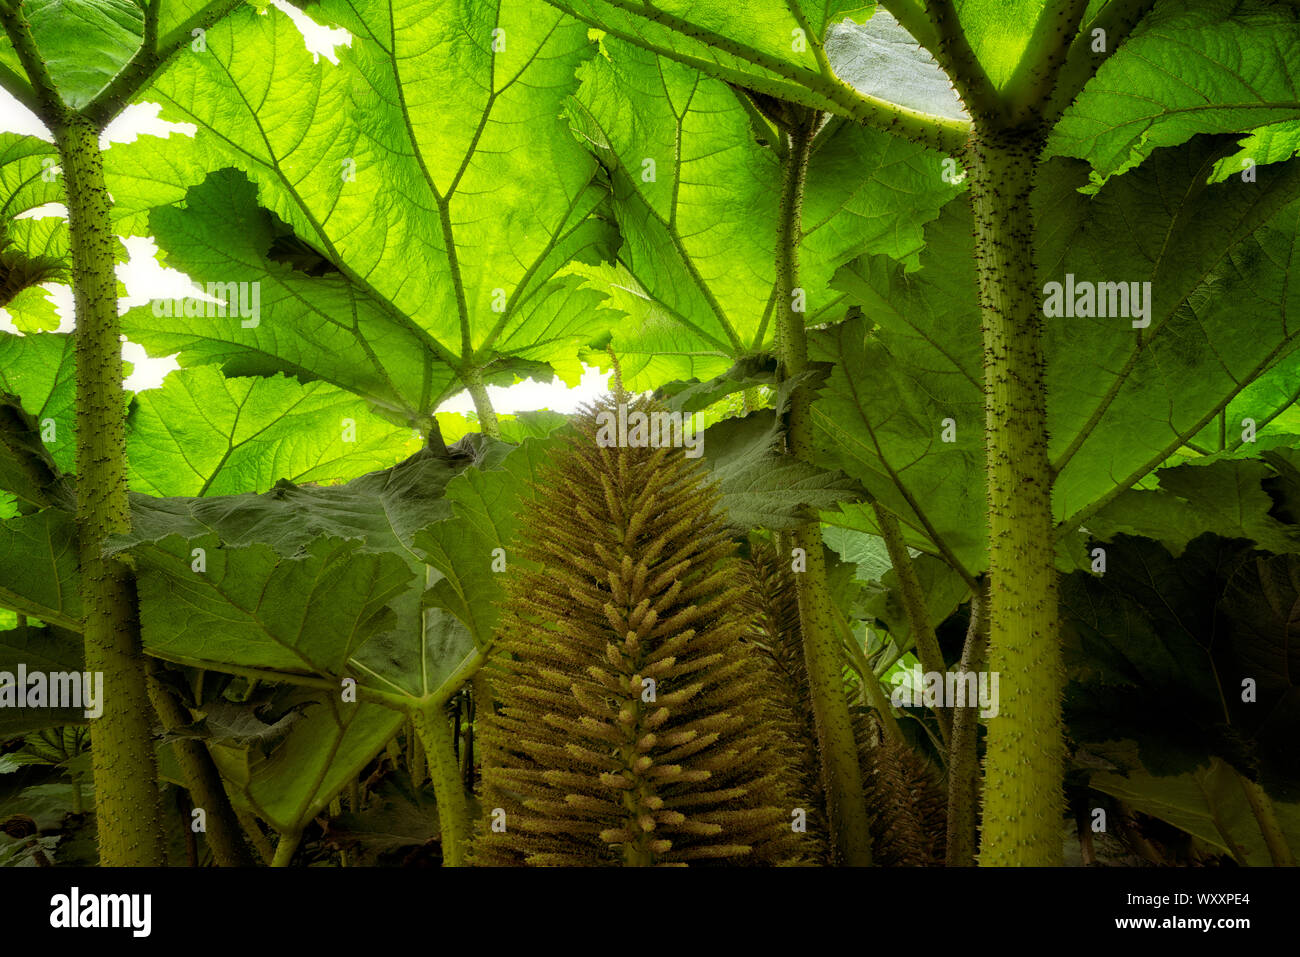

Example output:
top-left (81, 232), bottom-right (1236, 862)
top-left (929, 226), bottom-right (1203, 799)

top-left (740, 538), bottom-right (946, 866)
top-left (859, 717), bottom-right (947, 866)
top-left (472, 394), bottom-right (810, 866)
top-left (738, 536), bottom-right (829, 852)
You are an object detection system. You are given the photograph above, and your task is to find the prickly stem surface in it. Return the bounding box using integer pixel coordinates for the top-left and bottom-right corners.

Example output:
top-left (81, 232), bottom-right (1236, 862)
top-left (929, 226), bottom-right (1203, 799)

top-left (59, 114), bottom-right (168, 867)
top-left (967, 126), bottom-right (1065, 867)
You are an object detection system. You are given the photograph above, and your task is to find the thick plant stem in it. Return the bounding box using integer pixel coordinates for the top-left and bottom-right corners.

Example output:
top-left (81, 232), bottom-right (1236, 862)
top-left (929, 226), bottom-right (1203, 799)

top-left (146, 665), bottom-right (255, 866)
top-left (271, 829), bottom-right (301, 867)
top-left (946, 578), bottom-right (988, 867)
top-left (1237, 771), bottom-right (1295, 866)
top-left (924, 0), bottom-right (1001, 119)
top-left (405, 716), bottom-right (417, 774)
top-left (854, 656), bottom-right (903, 746)
top-left (873, 502), bottom-right (951, 747)
top-left (410, 716), bottom-right (427, 786)
top-left (968, 127), bottom-right (1065, 866)
top-left (413, 704), bottom-right (470, 867)
top-left (775, 113), bottom-right (872, 866)
top-left (462, 366), bottom-right (501, 439)
top-left (833, 606), bottom-right (904, 746)
top-left (58, 113), bottom-right (167, 866)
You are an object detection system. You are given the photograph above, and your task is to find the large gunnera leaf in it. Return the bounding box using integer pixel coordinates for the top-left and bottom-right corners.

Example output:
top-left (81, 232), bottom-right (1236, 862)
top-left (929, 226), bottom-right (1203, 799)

top-left (1061, 533), bottom-right (1300, 860)
top-left (567, 35), bottom-right (960, 388)
top-left (116, 431), bottom-right (555, 706)
top-left (816, 137), bottom-right (1300, 578)
top-left (0, 0), bottom-right (143, 108)
top-left (126, 365), bottom-right (415, 497)
top-left (0, 135), bottom-right (68, 332)
top-left (117, 0), bottom-right (617, 426)
top-left (207, 688), bottom-right (404, 836)
top-left (538, 0), bottom-right (968, 149)
top-left (1051, 0), bottom-right (1300, 182)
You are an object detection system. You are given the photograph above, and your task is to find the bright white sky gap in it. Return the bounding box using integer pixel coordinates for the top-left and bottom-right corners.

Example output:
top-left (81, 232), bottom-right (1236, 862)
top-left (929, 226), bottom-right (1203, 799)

top-left (0, 0), bottom-right (609, 414)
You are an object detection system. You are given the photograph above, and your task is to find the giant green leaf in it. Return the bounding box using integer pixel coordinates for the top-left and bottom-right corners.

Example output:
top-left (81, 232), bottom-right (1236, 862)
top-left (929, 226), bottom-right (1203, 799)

top-left (0, 509), bottom-right (79, 630)
top-left (568, 35), bottom-right (960, 387)
top-left (1088, 750), bottom-right (1300, 864)
top-left (132, 533), bottom-right (413, 676)
top-left (1086, 456), bottom-right (1300, 558)
top-left (0, 133), bottom-right (67, 333)
top-left (1039, 142), bottom-right (1300, 528)
top-left (541, 0), bottom-right (969, 149)
top-left (817, 138), bottom-right (1300, 576)
top-left (120, 0), bottom-right (616, 423)
top-left (2, 439), bottom-right (468, 646)
top-left (126, 365), bottom-right (416, 497)
top-left (1050, 0), bottom-right (1300, 180)
top-left (117, 437), bottom-right (545, 710)
top-left (208, 688), bottom-right (404, 835)
top-left (0, 331), bottom-right (75, 473)
top-left (410, 437), bottom-right (555, 649)
top-left (115, 445), bottom-right (481, 682)
top-left (0, 0), bottom-right (143, 109)
top-left (1062, 534), bottom-right (1298, 790)
top-left (0, 624), bottom-right (86, 734)
top-left (117, 437), bottom-right (538, 832)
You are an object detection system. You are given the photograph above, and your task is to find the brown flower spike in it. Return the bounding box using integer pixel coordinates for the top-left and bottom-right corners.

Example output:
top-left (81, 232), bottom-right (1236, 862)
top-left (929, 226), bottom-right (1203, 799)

top-left (473, 394), bottom-right (809, 866)
top-left (741, 536), bottom-right (946, 866)
top-left (738, 536), bottom-right (829, 851)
